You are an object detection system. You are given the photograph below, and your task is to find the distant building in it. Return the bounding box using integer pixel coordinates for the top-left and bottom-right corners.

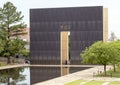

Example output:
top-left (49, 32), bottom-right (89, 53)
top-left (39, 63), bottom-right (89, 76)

top-left (18, 28), bottom-right (30, 49)
top-left (18, 28), bottom-right (30, 42)
top-left (10, 28), bottom-right (30, 49)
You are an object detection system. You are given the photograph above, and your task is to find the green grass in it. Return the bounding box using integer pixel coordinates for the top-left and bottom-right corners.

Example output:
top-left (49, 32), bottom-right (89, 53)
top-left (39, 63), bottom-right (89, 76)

top-left (97, 67), bottom-right (120, 78)
top-left (109, 81), bottom-right (120, 85)
top-left (64, 80), bottom-right (105, 85)
top-left (84, 80), bottom-right (105, 85)
top-left (65, 80), bottom-right (120, 85)
top-left (65, 79), bottom-right (86, 85)
top-left (0, 62), bottom-right (7, 66)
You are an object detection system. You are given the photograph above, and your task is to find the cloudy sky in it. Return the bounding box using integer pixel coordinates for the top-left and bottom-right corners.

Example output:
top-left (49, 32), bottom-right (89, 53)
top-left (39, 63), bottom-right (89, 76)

top-left (0, 0), bottom-right (120, 38)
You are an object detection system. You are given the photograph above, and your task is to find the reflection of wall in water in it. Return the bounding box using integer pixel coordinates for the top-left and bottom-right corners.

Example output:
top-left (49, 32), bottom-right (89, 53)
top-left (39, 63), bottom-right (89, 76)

top-left (69, 67), bottom-right (91, 73)
top-left (30, 67), bottom-right (61, 84)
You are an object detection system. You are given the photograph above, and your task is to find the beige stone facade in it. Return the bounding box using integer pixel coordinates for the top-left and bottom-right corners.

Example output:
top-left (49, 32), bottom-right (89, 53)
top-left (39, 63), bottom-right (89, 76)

top-left (61, 32), bottom-right (69, 76)
top-left (103, 8), bottom-right (108, 42)
top-left (18, 28), bottom-right (30, 42)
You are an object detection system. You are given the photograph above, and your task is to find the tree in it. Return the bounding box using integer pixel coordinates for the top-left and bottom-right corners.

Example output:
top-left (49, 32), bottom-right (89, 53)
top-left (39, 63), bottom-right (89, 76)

top-left (109, 41), bottom-right (120, 72)
top-left (81, 41), bottom-right (120, 75)
top-left (0, 2), bottom-right (27, 64)
top-left (81, 41), bottom-right (111, 76)
top-left (109, 32), bottom-right (116, 41)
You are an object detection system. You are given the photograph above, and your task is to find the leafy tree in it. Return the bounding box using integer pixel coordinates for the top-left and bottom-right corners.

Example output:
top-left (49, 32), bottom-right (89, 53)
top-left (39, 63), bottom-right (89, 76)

top-left (81, 41), bottom-right (111, 76)
top-left (81, 41), bottom-right (120, 75)
top-left (0, 2), bottom-right (27, 64)
top-left (109, 32), bottom-right (116, 41)
top-left (109, 41), bottom-right (120, 72)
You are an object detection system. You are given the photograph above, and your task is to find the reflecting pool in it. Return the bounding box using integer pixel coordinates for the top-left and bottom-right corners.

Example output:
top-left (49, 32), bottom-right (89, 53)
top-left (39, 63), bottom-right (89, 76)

top-left (0, 67), bottom-right (91, 85)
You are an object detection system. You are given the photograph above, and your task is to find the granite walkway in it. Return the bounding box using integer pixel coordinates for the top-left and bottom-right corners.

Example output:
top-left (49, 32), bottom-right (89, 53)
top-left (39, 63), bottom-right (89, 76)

top-left (34, 65), bottom-right (120, 85)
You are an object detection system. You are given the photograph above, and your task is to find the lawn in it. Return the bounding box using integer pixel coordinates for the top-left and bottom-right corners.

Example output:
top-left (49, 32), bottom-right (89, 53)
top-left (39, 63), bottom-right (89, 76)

top-left (84, 80), bottom-right (105, 85)
top-left (0, 62), bottom-right (7, 66)
top-left (64, 80), bottom-right (120, 85)
top-left (65, 79), bottom-right (85, 85)
top-left (109, 81), bottom-right (120, 85)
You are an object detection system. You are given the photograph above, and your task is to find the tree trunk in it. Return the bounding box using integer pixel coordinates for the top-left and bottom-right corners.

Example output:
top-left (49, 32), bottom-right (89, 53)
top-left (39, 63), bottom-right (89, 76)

top-left (7, 77), bottom-right (10, 85)
top-left (113, 64), bottom-right (116, 72)
top-left (7, 56), bottom-right (11, 64)
top-left (104, 64), bottom-right (107, 76)
top-left (7, 26), bottom-right (10, 64)
top-left (7, 69), bottom-right (10, 85)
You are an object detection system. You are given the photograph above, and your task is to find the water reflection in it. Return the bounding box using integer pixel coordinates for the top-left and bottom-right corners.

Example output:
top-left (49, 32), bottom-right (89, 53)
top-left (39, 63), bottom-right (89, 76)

top-left (0, 66), bottom-right (91, 85)
top-left (30, 67), bottom-right (61, 84)
top-left (0, 67), bottom-right (29, 85)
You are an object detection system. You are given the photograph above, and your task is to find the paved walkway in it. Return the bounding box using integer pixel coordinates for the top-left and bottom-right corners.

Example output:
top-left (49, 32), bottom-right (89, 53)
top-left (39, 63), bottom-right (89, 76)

top-left (34, 65), bottom-right (120, 85)
top-left (30, 65), bottom-right (98, 67)
top-left (0, 64), bottom-right (29, 70)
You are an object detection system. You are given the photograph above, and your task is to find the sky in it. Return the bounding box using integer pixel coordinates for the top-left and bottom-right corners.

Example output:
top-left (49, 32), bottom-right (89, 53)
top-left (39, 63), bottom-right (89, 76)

top-left (0, 0), bottom-right (120, 39)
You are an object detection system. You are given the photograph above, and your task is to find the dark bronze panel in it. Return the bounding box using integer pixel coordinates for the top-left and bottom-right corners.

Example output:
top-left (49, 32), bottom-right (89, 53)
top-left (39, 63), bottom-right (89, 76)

top-left (30, 6), bottom-right (103, 22)
top-left (30, 6), bottom-right (104, 82)
top-left (30, 6), bottom-right (103, 65)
